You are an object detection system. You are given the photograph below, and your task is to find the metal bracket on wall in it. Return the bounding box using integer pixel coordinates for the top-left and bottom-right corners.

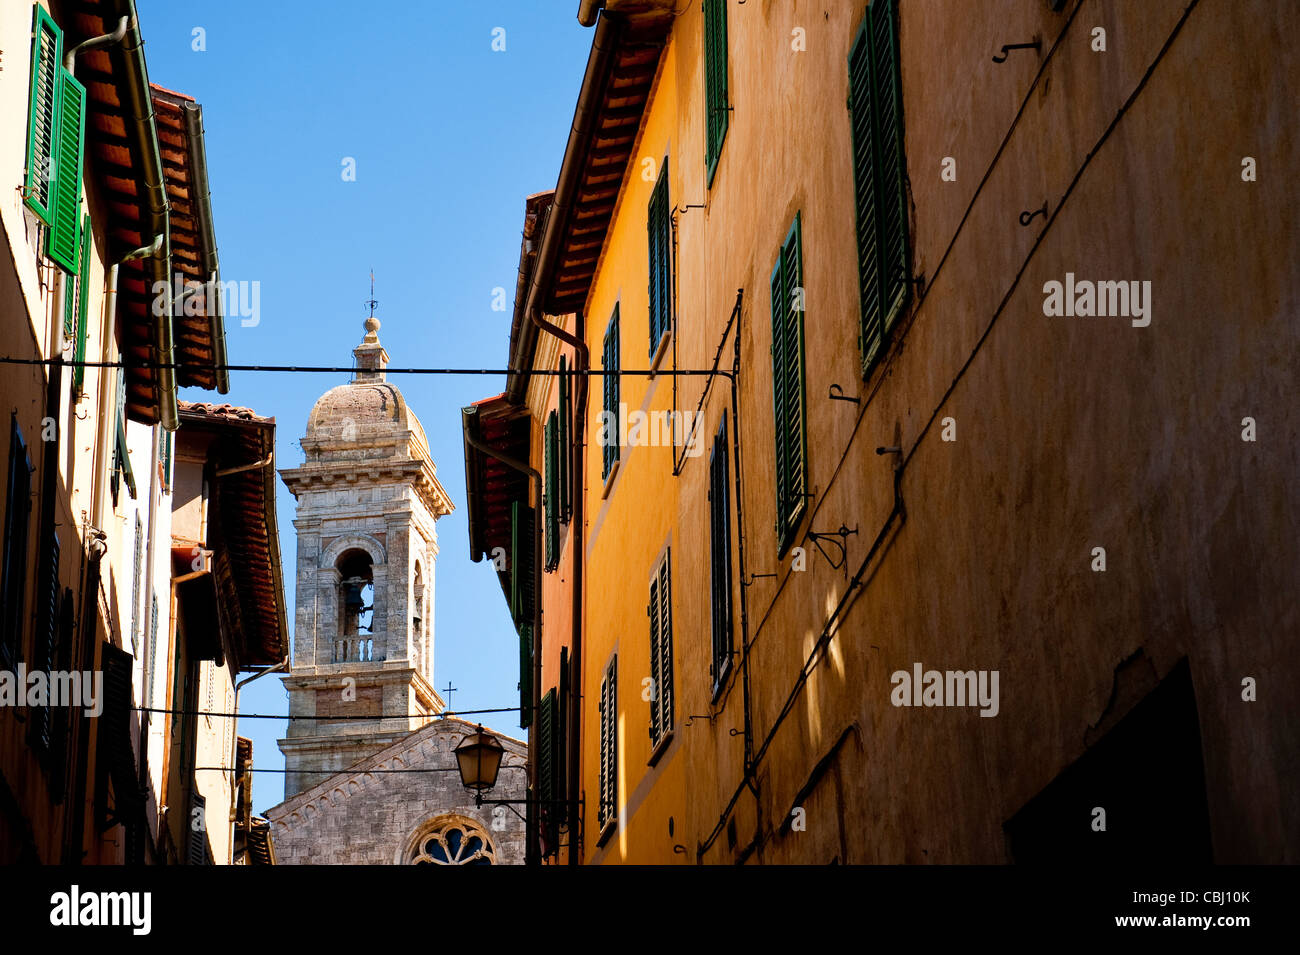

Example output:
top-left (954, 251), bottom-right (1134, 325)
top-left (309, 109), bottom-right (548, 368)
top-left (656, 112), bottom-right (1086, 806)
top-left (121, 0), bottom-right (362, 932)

top-left (742, 572), bottom-right (777, 587)
top-left (992, 40), bottom-right (1041, 63)
top-left (894, 265), bottom-right (926, 294)
top-left (675, 203), bottom-right (707, 218)
top-left (685, 714), bottom-right (714, 727)
top-left (1019, 202), bottom-right (1049, 227)
top-left (805, 524), bottom-right (859, 572)
top-left (828, 383), bottom-right (860, 405)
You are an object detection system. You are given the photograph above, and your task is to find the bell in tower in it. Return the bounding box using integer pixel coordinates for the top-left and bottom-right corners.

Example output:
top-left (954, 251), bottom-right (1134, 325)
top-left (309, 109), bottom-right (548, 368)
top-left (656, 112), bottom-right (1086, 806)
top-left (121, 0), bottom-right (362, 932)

top-left (277, 316), bottom-right (455, 800)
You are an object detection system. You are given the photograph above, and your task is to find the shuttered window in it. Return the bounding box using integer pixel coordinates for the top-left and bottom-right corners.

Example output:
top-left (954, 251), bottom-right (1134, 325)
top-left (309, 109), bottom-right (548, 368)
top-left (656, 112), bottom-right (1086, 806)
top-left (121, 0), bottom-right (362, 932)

top-left (63, 261), bottom-right (77, 340)
top-left (709, 415), bottom-right (733, 692)
top-left (188, 792), bottom-right (209, 865)
top-left (1, 418), bottom-right (32, 665)
top-left (146, 594), bottom-right (159, 709)
top-left (558, 355), bottom-right (571, 523)
top-left (543, 411), bottom-right (560, 571)
top-left (510, 500), bottom-right (535, 630)
top-left (512, 497), bottom-right (535, 729)
top-left (161, 430), bottom-right (174, 493)
top-left (72, 215), bottom-right (92, 395)
top-left (598, 655), bottom-right (618, 832)
top-left (704, 0), bottom-right (729, 185)
top-left (98, 642), bottom-right (141, 831)
top-left (849, 0), bottom-right (909, 376)
top-left (646, 163), bottom-right (672, 355)
top-left (112, 367), bottom-right (136, 501)
top-left (31, 531), bottom-right (59, 752)
top-left (537, 684), bottom-right (558, 855)
top-left (602, 308), bottom-right (620, 480)
top-left (648, 549), bottom-right (674, 749)
top-left (538, 687), bottom-right (558, 806)
top-left (770, 213), bottom-right (808, 555)
top-left (518, 624), bottom-right (533, 729)
top-left (23, 5), bottom-right (62, 226)
top-left (131, 515), bottom-right (143, 654)
top-left (557, 645), bottom-right (569, 806)
top-left (46, 66), bottom-right (86, 274)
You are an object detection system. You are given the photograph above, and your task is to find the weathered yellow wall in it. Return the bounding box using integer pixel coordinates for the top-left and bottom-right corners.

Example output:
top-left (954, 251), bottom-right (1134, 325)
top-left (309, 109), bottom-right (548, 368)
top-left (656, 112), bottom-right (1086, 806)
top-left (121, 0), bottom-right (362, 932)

top-left (574, 0), bottom-right (1299, 864)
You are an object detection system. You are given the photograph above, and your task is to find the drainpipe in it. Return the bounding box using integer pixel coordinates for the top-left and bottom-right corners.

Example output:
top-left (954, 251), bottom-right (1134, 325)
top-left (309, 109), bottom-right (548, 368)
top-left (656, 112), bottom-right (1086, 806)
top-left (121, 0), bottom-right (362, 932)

top-left (64, 16), bottom-right (129, 72)
top-left (567, 313), bottom-right (587, 864)
top-left (228, 657), bottom-right (289, 864)
top-left (577, 0), bottom-right (605, 27)
top-left (463, 412), bottom-right (542, 866)
top-left (213, 453), bottom-right (273, 479)
top-left (93, 237), bottom-right (163, 530)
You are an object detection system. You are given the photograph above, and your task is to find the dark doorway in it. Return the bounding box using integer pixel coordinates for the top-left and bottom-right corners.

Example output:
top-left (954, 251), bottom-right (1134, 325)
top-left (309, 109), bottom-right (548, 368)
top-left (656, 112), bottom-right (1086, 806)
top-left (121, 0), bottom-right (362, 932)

top-left (1005, 657), bottom-right (1213, 863)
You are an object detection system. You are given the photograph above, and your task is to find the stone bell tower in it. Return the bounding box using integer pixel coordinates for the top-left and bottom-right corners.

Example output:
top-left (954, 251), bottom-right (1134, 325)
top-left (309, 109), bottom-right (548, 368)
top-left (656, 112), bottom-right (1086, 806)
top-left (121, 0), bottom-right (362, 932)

top-left (278, 317), bottom-right (454, 799)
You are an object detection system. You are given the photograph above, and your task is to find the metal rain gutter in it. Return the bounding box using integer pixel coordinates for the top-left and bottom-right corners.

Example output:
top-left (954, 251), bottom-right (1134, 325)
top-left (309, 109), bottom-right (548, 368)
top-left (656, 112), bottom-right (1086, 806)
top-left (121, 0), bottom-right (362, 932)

top-left (506, 12), bottom-right (621, 404)
top-left (181, 99), bottom-right (229, 395)
top-left (118, 0), bottom-right (178, 431)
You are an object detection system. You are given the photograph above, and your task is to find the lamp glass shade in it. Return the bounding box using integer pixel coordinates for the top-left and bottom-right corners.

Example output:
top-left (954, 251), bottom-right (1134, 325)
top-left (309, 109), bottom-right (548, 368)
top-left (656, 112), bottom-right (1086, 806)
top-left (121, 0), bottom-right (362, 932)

top-left (455, 730), bottom-right (505, 791)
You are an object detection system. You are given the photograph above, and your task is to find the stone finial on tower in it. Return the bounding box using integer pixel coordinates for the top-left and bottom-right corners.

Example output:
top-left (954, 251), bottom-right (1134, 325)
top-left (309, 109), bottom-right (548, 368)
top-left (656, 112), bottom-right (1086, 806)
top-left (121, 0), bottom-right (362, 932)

top-left (353, 316), bottom-right (389, 382)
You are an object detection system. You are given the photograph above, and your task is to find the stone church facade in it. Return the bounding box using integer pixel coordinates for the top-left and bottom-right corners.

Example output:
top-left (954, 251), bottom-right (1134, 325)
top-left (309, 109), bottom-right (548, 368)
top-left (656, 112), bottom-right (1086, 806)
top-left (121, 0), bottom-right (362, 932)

top-left (266, 318), bottom-right (527, 864)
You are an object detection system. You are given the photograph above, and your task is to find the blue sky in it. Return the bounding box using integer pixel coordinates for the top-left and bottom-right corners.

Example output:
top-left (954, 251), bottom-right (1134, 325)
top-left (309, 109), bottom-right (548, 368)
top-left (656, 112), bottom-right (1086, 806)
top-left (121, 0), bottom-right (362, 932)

top-left (138, 0), bottom-right (593, 813)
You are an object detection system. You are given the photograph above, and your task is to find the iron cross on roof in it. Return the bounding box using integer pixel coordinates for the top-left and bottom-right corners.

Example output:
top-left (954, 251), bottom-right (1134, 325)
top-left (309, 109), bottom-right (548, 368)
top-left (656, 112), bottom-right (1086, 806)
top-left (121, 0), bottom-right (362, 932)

top-left (365, 269), bottom-right (378, 318)
top-left (443, 681), bottom-right (457, 710)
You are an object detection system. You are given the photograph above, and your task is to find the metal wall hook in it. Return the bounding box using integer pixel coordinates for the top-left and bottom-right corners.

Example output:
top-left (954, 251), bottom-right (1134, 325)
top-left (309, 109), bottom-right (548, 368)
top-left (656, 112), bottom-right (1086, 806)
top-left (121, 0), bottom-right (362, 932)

top-left (828, 383), bottom-right (860, 405)
top-left (742, 572), bottom-right (777, 587)
top-left (992, 40), bottom-right (1041, 63)
top-left (685, 714), bottom-right (715, 727)
top-left (1019, 202), bottom-right (1048, 226)
top-left (894, 266), bottom-right (926, 293)
top-left (805, 524), bottom-right (859, 571)
top-left (676, 203), bottom-right (707, 217)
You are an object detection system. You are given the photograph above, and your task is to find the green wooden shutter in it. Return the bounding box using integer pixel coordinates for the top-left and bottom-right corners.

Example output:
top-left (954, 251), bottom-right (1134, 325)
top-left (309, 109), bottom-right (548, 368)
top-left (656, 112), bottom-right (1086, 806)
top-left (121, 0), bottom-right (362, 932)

top-left (24, 5), bottom-right (62, 225)
top-left (646, 164), bottom-right (671, 353)
top-left (709, 415), bottom-right (733, 687)
top-left (602, 308), bottom-right (620, 479)
top-left (73, 215), bottom-right (91, 395)
top-left (770, 215), bottom-right (808, 552)
top-left (704, 0), bottom-right (729, 185)
top-left (544, 411), bottom-right (559, 571)
top-left (558, 356), bottom-right (571, 523)
top-left (538, 687), bottom-right (556, 806)
top-left (510, 499), bottom-right (535, 629)
top-left (849, 16), bottom-right (883, 372)
top-left (114, 367), bottom-right (136, 499)
top-left (557, 645), bottom-right (569, 804)
top-left (46, 67), bottom-right (86, 274)
top-left (518, 624), bottom-right (533, 729)
top-left (598, 656), bottom-right (617, 828)
top-left (63, 268), bottom-right (76, 339)
top-left (871, 0), bottom-right (908, 334)
top-left (851, 1), bottom-right (909, 376)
